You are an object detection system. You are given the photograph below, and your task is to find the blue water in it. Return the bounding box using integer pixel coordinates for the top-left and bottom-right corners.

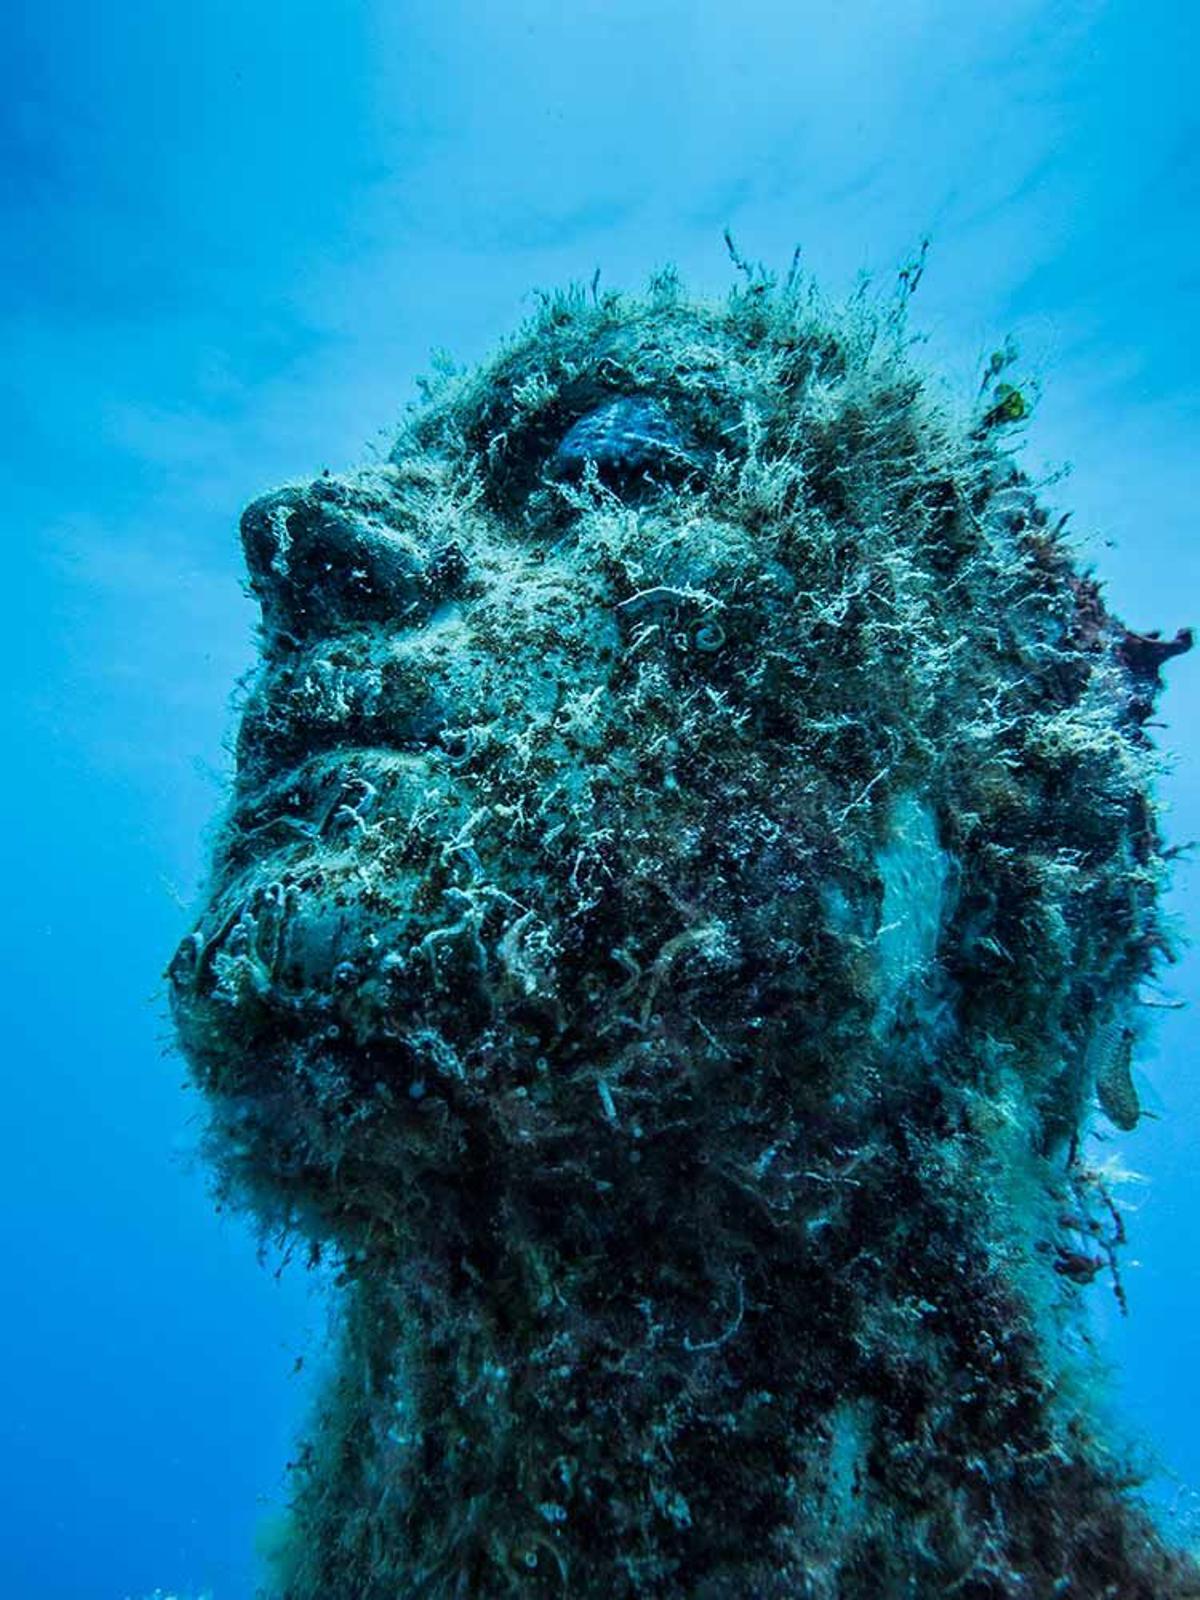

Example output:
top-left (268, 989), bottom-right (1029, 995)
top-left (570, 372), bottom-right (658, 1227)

top-left (2, 2), bottom-right (1197, 1595)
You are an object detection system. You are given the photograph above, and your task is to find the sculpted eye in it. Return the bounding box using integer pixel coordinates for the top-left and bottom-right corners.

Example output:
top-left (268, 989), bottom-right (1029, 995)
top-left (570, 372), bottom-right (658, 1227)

top-left (551, 397), bottom-right (699, 492)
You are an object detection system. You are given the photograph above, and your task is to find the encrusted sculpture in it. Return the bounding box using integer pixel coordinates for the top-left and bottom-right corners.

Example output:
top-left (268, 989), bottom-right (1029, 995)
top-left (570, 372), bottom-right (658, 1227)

top-left (169, 265), bottom-right (1196, 1597)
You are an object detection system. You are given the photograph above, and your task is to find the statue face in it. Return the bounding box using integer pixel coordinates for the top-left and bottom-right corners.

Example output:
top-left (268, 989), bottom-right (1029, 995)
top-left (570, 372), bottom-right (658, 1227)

top-left (169, 283), bottom-right (1159, 1254)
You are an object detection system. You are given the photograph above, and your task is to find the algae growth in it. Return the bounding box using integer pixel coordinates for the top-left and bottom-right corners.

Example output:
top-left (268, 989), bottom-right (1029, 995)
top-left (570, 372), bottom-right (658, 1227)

top-left (169, 263), bottom-right (1196, 1597)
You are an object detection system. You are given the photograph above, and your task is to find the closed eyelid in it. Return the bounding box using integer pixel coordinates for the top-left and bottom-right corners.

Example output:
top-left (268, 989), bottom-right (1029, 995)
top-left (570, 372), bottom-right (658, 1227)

top-left (549, 396), bottom-right (701, 488)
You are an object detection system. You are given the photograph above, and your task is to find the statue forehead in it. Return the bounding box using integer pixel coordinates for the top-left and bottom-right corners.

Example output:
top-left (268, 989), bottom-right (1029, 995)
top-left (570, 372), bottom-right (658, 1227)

top-left (393, 293), bottom-right (816, 505)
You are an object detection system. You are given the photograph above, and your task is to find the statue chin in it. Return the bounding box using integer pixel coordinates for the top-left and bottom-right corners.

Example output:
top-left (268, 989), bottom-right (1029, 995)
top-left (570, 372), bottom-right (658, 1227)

top-left (169, 273), bottom-right (1197, 1599)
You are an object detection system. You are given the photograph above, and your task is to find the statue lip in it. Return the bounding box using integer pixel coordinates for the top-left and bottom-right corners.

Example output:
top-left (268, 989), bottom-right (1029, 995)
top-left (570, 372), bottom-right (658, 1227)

top-left (235, 659), bottom-right (451, 783)
top-left (169, 847), bottom-right (411, 1048)
top-left (229, 745), bottom-right (436, 854)
top-left (171, 740), bottom-right (461, 1043)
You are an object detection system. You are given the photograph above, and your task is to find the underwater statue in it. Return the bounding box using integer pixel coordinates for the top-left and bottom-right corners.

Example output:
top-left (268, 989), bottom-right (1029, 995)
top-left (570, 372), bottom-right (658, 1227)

top-left (169, 266), bottom-right (1197, 1597)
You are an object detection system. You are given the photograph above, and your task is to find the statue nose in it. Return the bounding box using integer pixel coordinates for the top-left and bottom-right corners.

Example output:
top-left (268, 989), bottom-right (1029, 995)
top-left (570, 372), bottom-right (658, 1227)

top-left (239, 484), bottom-right (441, 641)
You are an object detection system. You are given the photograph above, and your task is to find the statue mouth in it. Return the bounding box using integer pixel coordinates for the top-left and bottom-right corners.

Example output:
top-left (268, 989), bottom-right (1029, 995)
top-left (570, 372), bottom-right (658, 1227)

top-left (168, 701), bottom-right (549, 1118)
top-left (172, 753), bottom-right (440, 1028)
top-left (225, 745), bottom-right (435, 862)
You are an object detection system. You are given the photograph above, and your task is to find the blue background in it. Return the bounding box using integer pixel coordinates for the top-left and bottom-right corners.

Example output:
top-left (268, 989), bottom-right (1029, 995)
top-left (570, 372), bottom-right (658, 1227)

top-left (2, 3), bottom-right (1197, 1595)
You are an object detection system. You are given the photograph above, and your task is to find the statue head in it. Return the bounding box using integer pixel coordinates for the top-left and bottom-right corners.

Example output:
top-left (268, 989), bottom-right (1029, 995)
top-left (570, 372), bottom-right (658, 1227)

top-left (168, 272), bottom-right (1194, 1597)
